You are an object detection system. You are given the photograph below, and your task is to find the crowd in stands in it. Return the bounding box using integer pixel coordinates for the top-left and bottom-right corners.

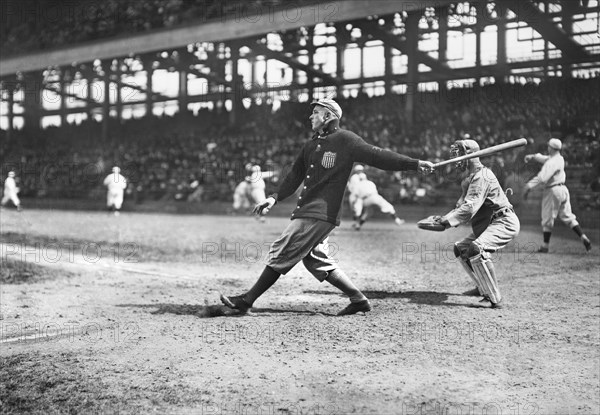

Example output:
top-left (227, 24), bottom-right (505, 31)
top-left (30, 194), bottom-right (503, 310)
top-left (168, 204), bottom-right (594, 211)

top-left (1, 78), bottom-right (599, 210)
top-left (1, 0), bottom-right (282, 56)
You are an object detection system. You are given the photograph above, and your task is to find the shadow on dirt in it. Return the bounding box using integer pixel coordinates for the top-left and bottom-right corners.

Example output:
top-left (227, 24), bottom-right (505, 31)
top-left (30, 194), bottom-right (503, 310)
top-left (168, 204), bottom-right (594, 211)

top-left (117, 303), bottom-right (335, 317)
top-left (303, 289), bottom-right (488, 308)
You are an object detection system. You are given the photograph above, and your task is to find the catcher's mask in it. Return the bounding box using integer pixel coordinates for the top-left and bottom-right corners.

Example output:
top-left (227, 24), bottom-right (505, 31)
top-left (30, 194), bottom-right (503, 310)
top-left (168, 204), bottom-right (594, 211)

top-left (450, 139), bottom-right (480, 171)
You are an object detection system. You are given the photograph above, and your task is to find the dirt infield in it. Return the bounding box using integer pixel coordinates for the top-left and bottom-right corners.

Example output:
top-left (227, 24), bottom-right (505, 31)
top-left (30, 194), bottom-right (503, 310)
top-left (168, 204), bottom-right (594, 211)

top-left (1, 208), bottom-right (599, 414)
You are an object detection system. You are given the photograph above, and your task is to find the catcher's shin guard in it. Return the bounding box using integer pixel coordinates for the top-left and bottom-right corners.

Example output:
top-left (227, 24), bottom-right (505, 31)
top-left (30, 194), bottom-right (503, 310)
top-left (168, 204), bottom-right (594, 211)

top-left (469, 254), bottom-right (502, 304)
top-left (458, 258), bottom-right (483, 296)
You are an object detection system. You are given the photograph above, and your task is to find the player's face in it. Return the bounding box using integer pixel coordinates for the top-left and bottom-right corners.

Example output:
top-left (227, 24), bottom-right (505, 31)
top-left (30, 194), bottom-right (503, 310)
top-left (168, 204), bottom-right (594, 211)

top-left (309, 106), bottom-right (328, 132)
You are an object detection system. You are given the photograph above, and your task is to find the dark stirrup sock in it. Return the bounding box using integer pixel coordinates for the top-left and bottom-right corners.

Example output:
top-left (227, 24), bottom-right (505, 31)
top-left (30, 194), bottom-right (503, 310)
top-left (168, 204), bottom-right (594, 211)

top-left (244, 266), bottom-right (281, 304)
top-left (325, 269), bottom-right (367, 303)
top-left (571, 225), bottom-right (584, 238)
top-left (543, 232), bottom-right (551, 244)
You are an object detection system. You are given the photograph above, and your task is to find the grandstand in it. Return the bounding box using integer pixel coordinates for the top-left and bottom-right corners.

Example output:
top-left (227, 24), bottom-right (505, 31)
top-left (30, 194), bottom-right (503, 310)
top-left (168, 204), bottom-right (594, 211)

top-left (1, 0), bottom-right (599, 216)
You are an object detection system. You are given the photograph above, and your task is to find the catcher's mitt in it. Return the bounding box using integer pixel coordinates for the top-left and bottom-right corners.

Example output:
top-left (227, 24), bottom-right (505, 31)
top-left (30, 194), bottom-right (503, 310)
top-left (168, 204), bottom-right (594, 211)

top-left (417, 215), bottom-right (447, 232)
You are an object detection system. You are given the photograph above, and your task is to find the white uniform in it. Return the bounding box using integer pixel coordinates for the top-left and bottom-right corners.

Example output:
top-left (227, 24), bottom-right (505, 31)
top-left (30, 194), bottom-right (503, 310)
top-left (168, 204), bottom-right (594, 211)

top-left (347, 172), bottom-right (362, 217)
top-left (526, 153), bottom-right (578, 232)
top-left (103, 171), bottom-right (127, 209)
top-left (232, 180), bottom-right (251, 210)
top-left (350, 173), bottom-right (396, 219)
top-left (246, 166), bottom-right (276, 204)
top-left (2, 175), bottom-right (20, 207)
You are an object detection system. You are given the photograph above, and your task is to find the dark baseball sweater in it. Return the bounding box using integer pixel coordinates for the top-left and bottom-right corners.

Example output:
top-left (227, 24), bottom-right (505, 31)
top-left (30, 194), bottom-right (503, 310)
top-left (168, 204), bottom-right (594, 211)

top-left (270, 120), bottom-right (420, 226)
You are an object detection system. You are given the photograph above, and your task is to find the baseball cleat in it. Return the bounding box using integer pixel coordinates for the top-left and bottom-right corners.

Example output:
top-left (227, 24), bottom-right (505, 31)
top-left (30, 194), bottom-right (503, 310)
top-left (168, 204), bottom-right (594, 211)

top-left (394, 218), bottom-right (405, 226)
top-left (220, 294), bottom-right (252, 314)
top-left (351, 223), bottom-right (361, 231)
top-left (337, 299), bottom-right (371, 316)
top-left (582, 236), bottom-right (592, 252)
top-left (491, 301), bottom-right (504, 309)
top-left (537, 246), bottom-right (549, 253)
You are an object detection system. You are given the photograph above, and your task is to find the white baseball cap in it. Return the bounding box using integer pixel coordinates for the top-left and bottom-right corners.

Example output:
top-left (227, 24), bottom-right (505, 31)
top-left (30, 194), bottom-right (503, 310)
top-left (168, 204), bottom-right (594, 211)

top-left (548, 138), bottom-right (562, 150)
top-left (8, 171), bottom-right (15, 177)
top-left (112, 166), bottom-right (120, 173)
top-left (310, 98), bottom-right (342, 119)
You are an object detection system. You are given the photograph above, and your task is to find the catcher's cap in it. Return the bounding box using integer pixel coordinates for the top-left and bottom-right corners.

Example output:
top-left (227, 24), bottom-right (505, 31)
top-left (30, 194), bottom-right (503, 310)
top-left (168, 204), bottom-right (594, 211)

top-left (8, 171), bottom-right (15, 177)
top-left (548, 138), bottom-right (562, 150)
top-left (310, 98), bottom-right (342, 119)
top-left (112, 166), bottom-right (120, 173)
top-left (353, 164), bottom-right (365, 172)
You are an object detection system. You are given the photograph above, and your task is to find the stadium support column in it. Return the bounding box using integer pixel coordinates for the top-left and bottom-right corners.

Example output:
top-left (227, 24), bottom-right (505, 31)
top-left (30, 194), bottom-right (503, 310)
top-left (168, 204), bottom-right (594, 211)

top-left (229, 43), bottom-right (241, 125)
top-left (21, 71), bottom-right (42, 130)
top-left (335, 23), bottom-right (346, 97)
top-left (475, 4), bottom-right (483, 86)
top-left (87, 70), bottom-right (95, 121)
top-left (4, 80), bottom-right (16, 141)
top-left (496, 6), bottom-right (507, 84)
top-left (561, 1), bottom-right (575, 78)
top-left (178, 68), bottom-right (188, 116)
top-left (101, 60), bottom-right (111, 142)
top-left (144, 56), bottom-right (154, 117)
top-left (384, 41), bottom-right (392, 96)
top-left (307, 26), bottom-right (315, 101)
top-left (437, 6), bottom-right (448, 93)
top-left (405, 12), bottom-right (420, 129)
top-left (59, 68), bottom-right (68, 127)
top-left (115, 61), bottom-right (122, 122)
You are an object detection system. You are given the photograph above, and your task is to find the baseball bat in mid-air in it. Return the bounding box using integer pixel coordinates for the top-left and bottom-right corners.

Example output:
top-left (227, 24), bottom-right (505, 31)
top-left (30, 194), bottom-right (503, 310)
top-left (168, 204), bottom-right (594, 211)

top-left (433, 138), bottom-right (528, 168)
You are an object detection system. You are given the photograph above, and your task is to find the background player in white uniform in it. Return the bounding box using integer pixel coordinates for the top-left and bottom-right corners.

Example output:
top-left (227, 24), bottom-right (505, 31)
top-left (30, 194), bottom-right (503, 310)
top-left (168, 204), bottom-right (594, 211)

top-left (348, 170), bottom-right (404, 230)
top-left (1, 171), bottom-right (22, 211)
top-left (523, 138), bottom-right (592, 253)
top-left (232, 165), bottom-right (275, 219)
top-left (103, 166), bottom-right (127, 216)
top-left (435, 139), bottom-right (520, 309)
top-left (232, 179), bottom-right (251, 213)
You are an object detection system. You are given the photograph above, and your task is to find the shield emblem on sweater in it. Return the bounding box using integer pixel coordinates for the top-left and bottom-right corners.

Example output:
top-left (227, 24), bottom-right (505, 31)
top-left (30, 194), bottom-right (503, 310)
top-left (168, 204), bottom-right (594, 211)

top-left (322, 151), bottom-right (337, 169)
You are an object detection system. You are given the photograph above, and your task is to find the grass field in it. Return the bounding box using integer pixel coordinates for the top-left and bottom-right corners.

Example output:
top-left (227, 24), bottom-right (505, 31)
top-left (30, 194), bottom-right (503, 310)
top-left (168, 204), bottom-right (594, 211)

top-left (1, 208), bottom-right (599, 414)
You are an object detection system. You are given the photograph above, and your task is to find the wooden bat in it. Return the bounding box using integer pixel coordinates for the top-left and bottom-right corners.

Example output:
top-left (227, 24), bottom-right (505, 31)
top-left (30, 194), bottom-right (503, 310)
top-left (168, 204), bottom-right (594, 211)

top-left (433, 138), bottom-right (528, 168)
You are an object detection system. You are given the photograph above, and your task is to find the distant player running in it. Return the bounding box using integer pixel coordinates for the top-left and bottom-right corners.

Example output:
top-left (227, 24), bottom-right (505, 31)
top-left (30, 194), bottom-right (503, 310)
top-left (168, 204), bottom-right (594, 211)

top-left (1, 171), bottom-right (22, 211)
top-left (348, 168), bottom-right (404, 230)
top-left (103, 166), bottom-right (127, 216)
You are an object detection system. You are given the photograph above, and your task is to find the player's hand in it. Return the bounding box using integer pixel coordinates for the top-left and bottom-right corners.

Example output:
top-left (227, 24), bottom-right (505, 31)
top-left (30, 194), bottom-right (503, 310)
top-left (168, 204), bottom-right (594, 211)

top-left (253, 197), bottom-right (276, 216)
top-left (435, 215), bottom-right (451, 229)
top-left (418, 160), bottom-right (435, 175)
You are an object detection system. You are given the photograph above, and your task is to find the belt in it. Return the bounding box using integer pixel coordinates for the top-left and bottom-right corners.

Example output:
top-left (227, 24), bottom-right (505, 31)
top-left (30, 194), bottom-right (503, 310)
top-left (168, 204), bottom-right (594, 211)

top-left (547, 183), bottom-right (565, 188)
top-left (491, 206), bottom-right (513, 221)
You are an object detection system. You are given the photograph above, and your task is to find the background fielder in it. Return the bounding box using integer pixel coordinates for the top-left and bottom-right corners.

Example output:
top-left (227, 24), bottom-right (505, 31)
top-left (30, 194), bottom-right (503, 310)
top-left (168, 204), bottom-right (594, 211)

top-left (103, 166), bottom-right (127, 216)
top-left (1, 171), bottom-right (22, 211)
top-left (347, 167), bottom-right (404, 230)
top-left (523, 138), bottom-right (592, 253)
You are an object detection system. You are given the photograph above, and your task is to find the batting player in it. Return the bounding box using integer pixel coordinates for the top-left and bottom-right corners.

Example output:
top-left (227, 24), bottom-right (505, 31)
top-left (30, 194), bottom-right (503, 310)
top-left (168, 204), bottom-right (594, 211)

top-left (523, 138), bottom-right (592, 253)
top-left (103, 166), bottom-right (127, 216)
top-left (349, 170), bottom-right (405, 230)
top-left (436, 139), bottom-right (520, 309)
top-left (220, 98), bottom-right (434, 316)
top-left (1, 171), bottom-right (22, 211)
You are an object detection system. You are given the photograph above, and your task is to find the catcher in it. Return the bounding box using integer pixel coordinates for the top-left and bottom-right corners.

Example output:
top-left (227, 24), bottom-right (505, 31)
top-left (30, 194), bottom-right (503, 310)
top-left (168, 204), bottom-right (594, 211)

top-left (419, 139), bottom-right (520, 308)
